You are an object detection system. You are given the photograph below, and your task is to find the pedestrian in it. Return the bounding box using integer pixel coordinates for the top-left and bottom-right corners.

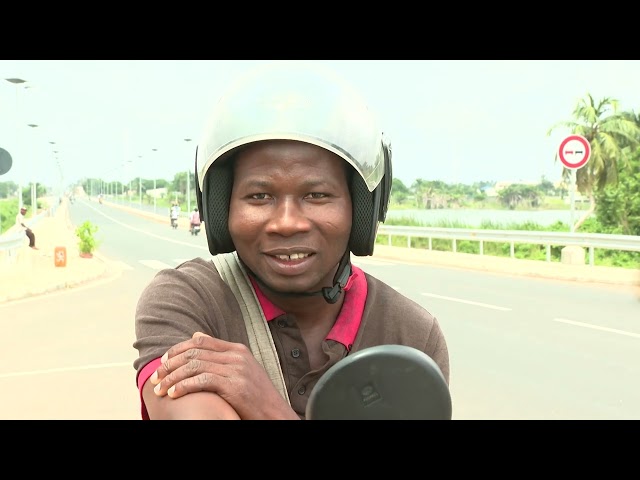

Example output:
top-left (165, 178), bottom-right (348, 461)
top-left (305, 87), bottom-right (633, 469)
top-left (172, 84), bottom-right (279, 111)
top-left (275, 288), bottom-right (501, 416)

top-left (15, 206), bottom-right (38, 250)
top-left (133, 62), bottom-right (450, 420)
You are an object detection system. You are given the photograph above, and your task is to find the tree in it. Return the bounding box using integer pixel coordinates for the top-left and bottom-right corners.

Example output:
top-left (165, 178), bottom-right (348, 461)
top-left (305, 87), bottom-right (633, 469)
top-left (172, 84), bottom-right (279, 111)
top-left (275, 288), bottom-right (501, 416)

top-left (595, 110), bottom-right (640, 235)
top-left (171, 172), bottom-right (188, 195)
top-left (547, 94), bottom-right (640, 231)
top-left (595, 152), bottom-right (640, 235)
top-left (0, 181), bottom-right (18, 199)
top-left (390, 178), bottom-right (410, 205)
top-left (537, 176), bottom-right (555, 196)
top-left (498, 184), bottom-right (541, 210)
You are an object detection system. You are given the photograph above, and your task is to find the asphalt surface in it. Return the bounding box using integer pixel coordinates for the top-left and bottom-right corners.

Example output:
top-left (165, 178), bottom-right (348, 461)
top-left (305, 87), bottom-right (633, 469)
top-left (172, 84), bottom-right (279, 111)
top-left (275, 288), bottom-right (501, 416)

top-left (1, 196), bottom-right (638, 305)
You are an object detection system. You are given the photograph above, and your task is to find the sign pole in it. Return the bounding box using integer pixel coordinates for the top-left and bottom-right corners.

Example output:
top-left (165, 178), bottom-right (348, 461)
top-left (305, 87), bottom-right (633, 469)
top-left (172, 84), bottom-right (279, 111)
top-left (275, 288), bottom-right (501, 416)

top-left (558, 134), bottom-right (591, 234)
top-left (569, 169), bottom-right (576, 233)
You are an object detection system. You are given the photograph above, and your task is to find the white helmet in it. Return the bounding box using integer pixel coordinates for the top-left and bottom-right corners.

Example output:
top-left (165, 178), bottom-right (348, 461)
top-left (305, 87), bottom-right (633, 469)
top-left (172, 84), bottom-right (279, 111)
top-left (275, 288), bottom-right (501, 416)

top-left (195, 61), bottom-right (392, 256)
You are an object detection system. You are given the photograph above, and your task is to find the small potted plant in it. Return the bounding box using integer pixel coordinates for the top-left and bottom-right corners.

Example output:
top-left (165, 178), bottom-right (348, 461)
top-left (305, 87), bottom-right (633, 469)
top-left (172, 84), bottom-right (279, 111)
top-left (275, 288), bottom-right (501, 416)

top-left (75, 220), bottom-right (100, 258)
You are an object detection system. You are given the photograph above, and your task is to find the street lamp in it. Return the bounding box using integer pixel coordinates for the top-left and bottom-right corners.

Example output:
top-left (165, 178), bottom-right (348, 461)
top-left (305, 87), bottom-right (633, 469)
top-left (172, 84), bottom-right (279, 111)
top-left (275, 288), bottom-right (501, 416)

top-left (152, 148), bottom-right (158, 214)
top-left (49, 141), bottom-right (60, 200)
top-left (27, 123), bottom-right (39, 216)
top-left (5, 78), bottom-right (27, 210)
top-left (126, 159), bottom-right (133, 207)
top-left (138, 155), bottom-right (143, 207)
top-left (184, 138), bottom-right (192, 213)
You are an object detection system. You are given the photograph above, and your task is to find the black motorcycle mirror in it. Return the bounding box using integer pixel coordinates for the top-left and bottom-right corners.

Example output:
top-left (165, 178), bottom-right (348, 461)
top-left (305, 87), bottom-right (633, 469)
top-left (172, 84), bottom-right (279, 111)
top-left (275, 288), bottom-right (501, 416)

top-left (306, 344), bottom-right (452, 420)
top-left (0, 148), bottom-right (12, 176)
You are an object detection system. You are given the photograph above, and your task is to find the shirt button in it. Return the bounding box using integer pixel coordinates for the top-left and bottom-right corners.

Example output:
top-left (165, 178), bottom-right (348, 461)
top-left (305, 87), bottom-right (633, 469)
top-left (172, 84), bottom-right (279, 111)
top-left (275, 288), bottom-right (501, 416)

top-left (291, 348), bottom-right (300, 358)
top-left (297, 386), bottom-right (306, 395)
top-left (277, 319), bottom-right (287, 328)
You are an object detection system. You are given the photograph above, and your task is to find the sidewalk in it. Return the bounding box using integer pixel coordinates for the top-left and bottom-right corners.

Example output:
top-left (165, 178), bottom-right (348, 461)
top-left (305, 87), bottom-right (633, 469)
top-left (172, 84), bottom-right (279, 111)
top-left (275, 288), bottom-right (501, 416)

top-left (1, 197), bottom-right (638, 305)
top-left (0, 198), bottom-right (111, 304)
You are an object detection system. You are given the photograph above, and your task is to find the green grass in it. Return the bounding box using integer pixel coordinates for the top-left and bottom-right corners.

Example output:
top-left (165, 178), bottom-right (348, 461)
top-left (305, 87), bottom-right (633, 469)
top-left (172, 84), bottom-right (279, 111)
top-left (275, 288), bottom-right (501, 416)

top-left (377, 214), bottom-right (640, 269)
top-left (0, 197), bottom-right (51, 233)
top-left (0, 198), bottom-right (19, 234)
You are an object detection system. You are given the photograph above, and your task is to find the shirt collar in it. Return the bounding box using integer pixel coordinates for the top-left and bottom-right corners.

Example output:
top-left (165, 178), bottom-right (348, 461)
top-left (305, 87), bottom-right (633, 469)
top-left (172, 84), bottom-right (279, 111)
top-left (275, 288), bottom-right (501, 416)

top-left (248, 265), bottom-right (367, 350)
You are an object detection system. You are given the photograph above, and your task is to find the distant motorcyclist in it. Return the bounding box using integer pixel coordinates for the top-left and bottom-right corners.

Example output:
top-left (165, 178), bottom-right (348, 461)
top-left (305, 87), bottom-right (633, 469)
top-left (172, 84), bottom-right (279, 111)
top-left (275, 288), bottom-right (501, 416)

top-left (169, 202), bottom-right (180, 228)
top-left (189, 207), bottom-right (201, 228)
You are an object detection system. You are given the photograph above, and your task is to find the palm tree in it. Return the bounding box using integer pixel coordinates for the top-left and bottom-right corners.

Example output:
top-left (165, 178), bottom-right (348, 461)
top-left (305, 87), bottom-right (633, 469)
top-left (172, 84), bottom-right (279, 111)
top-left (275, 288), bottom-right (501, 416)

top-left (547, 94), bottom-right (640, 231)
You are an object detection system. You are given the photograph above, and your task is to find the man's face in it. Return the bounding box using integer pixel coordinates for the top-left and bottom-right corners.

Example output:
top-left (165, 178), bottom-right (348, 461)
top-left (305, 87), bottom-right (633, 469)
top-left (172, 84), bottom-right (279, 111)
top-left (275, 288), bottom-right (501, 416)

top-left (229, 140), bottom-right (352, 295)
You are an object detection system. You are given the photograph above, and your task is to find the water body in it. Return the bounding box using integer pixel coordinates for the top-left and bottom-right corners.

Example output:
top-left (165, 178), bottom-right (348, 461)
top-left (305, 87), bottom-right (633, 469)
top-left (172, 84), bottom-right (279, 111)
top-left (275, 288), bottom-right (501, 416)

top-left (385, 209), bottom-right (592, 228)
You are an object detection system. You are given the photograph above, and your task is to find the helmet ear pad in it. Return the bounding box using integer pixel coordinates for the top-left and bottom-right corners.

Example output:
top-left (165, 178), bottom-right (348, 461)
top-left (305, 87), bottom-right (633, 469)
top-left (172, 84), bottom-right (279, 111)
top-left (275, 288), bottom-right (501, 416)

top-left (349, 174), bottom-right (379, 257)
top-left (349, 141), bottom-right (392, 257)
top-left (201, 161), bottom-right (235, 255)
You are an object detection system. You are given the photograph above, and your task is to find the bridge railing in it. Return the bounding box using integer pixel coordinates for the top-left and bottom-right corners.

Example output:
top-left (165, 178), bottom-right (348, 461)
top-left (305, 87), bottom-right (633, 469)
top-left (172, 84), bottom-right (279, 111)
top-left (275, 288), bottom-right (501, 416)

top-left (376, 225), bottom-right (640, 266)
top-left (0, 210), bottom-right (50, 262)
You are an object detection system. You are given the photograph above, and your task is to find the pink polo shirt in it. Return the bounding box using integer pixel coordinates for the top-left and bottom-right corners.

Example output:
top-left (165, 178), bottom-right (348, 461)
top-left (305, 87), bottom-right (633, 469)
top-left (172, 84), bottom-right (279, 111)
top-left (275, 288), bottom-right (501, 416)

top-left (137, 264), bottom-right (367, 418)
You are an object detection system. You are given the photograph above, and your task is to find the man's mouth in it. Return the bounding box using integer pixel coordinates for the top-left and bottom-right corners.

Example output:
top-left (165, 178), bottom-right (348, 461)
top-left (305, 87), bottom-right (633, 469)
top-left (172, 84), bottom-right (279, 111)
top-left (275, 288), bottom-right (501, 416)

top-left (274, 253), bottom-right (312, 261)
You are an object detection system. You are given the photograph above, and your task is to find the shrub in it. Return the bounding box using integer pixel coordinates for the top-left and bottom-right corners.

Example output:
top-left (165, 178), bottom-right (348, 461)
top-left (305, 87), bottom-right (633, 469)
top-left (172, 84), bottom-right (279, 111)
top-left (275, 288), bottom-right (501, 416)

top-left (75, 220), bottom-right (100, 255)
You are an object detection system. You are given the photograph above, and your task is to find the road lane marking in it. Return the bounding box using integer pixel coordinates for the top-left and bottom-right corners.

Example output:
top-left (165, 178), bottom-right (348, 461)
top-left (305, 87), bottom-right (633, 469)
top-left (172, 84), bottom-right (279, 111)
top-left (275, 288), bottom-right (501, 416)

top-left (421, 292), bottom-right (511, 311)
top-left (139, 260), bottom-right (174, 270)
top-left (553, 318), bottom-right (640, 339)
top-left (86, 203), bottom-right (210, 249)
top-left (114, 261), bottom-right (134, 270)
top-left (0, 362), bottom-right (132, 379)
top-left (351, 257), bottom-right (397, 266)
top-left (174, 258), bottom-right (193, 264)
top-left (173, 257), bottom-right (211, 265)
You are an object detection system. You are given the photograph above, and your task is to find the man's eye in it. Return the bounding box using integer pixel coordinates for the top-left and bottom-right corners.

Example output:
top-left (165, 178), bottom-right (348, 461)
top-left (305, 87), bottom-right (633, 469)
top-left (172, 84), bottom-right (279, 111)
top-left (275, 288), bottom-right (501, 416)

top-left (308, 192), bottom-right (328, 199)
top-left (250, 193), bottom-right (269, 200)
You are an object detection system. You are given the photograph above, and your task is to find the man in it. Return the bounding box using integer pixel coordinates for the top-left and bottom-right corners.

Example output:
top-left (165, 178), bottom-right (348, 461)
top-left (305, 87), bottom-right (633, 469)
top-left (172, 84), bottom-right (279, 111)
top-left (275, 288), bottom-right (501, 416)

top-left (15, 206), bottom-right (38, 250)
top-left (188, 207), bottom-right (201, 236)
top-left (189, 207), bottom-right (201, 228)
top-left (133, 62), bottom-right (450, 420)
top-left (169, 202), bottom-right (180, 228)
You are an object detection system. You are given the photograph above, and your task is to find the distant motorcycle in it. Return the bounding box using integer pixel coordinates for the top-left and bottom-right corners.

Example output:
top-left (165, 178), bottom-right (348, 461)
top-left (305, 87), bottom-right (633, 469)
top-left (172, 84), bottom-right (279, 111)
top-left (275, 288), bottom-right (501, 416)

top-left (190, 224), bottom-right (201, 236)
top-left (171, 217), bottom-right (178, 229)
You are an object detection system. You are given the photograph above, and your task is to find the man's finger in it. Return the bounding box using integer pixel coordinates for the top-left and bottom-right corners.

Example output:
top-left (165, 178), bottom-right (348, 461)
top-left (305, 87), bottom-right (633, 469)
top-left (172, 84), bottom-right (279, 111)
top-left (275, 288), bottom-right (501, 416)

top-left (193, 331), bottom-right (212, 339)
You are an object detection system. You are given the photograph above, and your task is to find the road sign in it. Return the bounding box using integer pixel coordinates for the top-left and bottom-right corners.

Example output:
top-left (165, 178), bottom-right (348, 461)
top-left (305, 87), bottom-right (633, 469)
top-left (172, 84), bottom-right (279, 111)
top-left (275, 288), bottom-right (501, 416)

top-left (558, 134), bottom-right (591, 170)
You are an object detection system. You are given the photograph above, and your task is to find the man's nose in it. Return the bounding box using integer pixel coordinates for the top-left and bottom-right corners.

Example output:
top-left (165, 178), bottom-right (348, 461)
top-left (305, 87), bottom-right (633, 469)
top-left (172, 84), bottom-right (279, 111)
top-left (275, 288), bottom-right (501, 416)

top-left (265, 197), bottom-right (312, 235)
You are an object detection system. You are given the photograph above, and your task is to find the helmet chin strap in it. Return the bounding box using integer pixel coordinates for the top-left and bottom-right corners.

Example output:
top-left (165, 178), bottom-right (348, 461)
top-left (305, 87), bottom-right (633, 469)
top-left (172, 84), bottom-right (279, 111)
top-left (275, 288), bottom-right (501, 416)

top-left (244, 251), bottom-right (352, 305)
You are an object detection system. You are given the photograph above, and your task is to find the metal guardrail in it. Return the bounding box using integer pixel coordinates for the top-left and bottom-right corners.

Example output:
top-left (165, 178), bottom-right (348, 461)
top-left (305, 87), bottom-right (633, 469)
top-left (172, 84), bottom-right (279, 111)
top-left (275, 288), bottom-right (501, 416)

top-left (0, 210), bottom-right (49, 255)
top-left (376, 225), bottom-right (640, 266)
top-left (0, 231), bottom-right (27, 252)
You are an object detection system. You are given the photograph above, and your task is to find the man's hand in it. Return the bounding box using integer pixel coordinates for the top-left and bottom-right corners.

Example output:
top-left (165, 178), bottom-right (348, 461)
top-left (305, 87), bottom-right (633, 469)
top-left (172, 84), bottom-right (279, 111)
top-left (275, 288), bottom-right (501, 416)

top-left (149, 332), bottom-right (299, 420)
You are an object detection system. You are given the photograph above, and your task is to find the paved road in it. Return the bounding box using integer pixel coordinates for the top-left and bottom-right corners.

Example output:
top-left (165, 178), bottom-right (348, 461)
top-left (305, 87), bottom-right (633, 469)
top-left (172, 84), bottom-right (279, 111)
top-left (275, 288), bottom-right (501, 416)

top-left (1, 198), bottom-right (639, 419)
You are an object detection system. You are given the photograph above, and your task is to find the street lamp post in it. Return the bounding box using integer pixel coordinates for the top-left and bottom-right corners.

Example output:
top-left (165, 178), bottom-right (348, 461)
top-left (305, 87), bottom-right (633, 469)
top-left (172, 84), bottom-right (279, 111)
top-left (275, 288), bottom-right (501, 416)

top-left (27, 123), bottom-right (39, 216)
top-left (138, 155), bottom-right (143, 207)
top-left (5, 78), bottom-right (27, 210)
top-left (152, 148), bottom-right (158, 214)
top-left (49, 141), bottom-right (59, 200)
top-left (184, 138), bottom-right (192, 213)
top-left (126, 159), bottom-right (133, 207)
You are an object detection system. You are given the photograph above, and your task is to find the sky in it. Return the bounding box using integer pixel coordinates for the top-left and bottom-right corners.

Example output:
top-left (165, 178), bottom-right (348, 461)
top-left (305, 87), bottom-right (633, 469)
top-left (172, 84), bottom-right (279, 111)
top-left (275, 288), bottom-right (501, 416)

top-left (1, 60), bottom-right (639, 192)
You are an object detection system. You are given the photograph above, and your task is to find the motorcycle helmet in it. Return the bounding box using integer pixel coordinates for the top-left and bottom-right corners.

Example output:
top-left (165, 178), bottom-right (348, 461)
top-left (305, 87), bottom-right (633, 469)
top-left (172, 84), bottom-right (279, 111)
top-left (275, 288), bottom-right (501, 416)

top-left (195, 61), bottom-right (392, 257)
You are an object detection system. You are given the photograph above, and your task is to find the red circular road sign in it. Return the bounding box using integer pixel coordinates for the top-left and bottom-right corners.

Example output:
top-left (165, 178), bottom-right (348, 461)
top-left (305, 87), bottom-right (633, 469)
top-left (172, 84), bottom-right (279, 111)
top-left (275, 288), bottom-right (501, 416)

top-left (558, 134), bottom-right (591, 170)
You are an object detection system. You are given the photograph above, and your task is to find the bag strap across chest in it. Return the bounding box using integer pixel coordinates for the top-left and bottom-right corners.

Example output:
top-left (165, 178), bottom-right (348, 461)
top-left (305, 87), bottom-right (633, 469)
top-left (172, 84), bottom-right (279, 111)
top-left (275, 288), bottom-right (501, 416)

top-left (211, 252), bottom-right (291, 406)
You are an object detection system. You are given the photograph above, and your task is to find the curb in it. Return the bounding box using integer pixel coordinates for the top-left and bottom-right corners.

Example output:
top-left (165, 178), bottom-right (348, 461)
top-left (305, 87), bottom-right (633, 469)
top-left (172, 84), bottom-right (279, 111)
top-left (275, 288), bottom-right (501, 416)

top-left (0, 252), bottom-right (111, 304)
